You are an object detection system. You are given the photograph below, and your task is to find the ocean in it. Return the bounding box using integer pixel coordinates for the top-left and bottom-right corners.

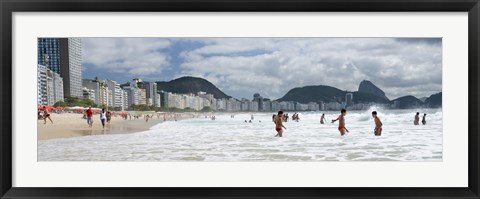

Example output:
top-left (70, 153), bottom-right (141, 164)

top-left (38, 107), bottom-right (442, 161)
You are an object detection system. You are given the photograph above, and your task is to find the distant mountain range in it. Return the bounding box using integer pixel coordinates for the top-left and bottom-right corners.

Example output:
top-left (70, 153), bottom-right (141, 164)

top-left (276, 85), bottom-right (390, 104)
top-left (276, 80), bottom-right (441, 109)
top-left (154, 76), bottom-right (441, 109)
top-left (156, 76), bottom-right (230, 99)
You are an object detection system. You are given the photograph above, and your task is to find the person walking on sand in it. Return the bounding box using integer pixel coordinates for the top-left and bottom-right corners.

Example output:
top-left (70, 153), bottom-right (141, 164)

top-left (100, 108), bottom-right (107, 129)
top-left (414, 112), bottom-right (420, 125)
top-left (332, 109), bottom-right (349, 136)
top-left (422, 113), bottom-right (427, 125)
top-left (274, 111), bottom-right (287, 137)
top-left (106, 111), bottom-right (112, 124)
top-left (372, 111), bottom-right (383, 136)
top-left (320, 113), bottom-right (326, 124)
top-left (86, 107), bottom-right (93, 127)
top-left (43, 106), bottom-right (53, 124)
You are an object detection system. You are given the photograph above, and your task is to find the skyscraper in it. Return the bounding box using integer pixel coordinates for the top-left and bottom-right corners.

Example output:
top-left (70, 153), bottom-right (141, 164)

top-left (38, 38), bottom-right (82, 99)
top-left (345, 93), bottom-right (354, 107)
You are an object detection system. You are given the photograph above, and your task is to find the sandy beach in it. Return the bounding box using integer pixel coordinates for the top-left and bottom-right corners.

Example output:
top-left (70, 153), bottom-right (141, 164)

top-left (37, 112), bottom-right (194, 140)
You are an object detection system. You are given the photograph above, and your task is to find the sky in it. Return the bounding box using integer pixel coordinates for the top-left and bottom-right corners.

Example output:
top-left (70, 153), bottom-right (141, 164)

top-left (81, 38), bottom-right (442, 100)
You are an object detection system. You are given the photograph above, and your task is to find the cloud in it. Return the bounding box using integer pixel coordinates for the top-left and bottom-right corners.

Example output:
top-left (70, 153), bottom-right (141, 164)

top-left (175, 38), bottom-right (442, 100)
top-left (82, 38), bottom-right (171, 78)
top-left (81, 37), bottom-right (442, 100)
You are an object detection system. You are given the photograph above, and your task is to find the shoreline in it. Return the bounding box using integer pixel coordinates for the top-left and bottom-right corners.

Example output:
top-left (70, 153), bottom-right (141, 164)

top-left (37, 112), bottom-right (194, 141)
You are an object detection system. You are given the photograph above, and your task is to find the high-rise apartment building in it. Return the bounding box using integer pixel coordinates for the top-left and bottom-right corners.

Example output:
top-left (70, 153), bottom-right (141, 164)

top-left (38, 38), bottom-right (82, 98)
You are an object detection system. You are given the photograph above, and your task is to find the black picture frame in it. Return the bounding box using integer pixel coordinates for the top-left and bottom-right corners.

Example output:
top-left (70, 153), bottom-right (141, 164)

top-left (1, 0), bottom-right (479, 198)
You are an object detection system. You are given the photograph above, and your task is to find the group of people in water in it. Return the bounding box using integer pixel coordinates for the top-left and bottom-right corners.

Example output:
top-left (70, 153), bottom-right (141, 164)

top-left (414, 112), bottom-right (428, 125)
top-left (272, 109), bottom-right (381, 137)
top-left (272, 109), bottom-right (428, 137)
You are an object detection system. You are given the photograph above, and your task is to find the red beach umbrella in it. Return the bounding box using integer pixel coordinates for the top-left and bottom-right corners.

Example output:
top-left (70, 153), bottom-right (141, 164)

top-left (38, 106), bottom-right (55, 111)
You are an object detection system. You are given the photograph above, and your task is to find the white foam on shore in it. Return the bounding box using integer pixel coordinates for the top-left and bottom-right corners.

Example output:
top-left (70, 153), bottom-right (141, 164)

top-left (38, 109), bottom-right (442, 161)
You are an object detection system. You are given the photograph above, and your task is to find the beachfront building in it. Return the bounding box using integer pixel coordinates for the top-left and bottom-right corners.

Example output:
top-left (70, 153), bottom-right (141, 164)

top-left (139, 89), bottom-right (147, 105)
top-left (83, 78), bottom-right (110, 107)
top-left (318, 101), bottom-right (326, 111)
top-left (38, 65), bottom-right (48, 106)
top-left (253, 93), bottom-right (263, 111)
top-left (224, 98), bottom-right (241, 112)
top-left (159, 90), bottom-right (169, 108)
top-left (198, 92), bottom-right (214, 110)
top-left (294, 102), bottom-right (309, 111)
top-left (279, 101), bottom-right (295, 111)
top-left (123, 86), bottom-right (135, 106)
top-left (121, 79), bottom-right (148, 107)
top-left (240, 99), bottom-right (250, 111)
top-left (167, 93), bottom-right (185, 109)
top-left (307, 102), bottom-right (319, 111)
top-left (210, 98), bottom-right (217, 111)
top-left (261, 99), bottom-right (272, 112)
top-left (345, 93), bottom-right (354, 107)
top-left (249, 101), bottom-right (259, 112)
top-left (82, 79), bottom-right (99, 104)
top-left (233, 98), bottom-right (242, 111)
top-left (98, 80), bottom-right (109, 107)
top-left (122, 90), bottom-right (128, 110)
top-left (38, 64), bottom-right (64, 106)
top-left (47, 69), bottom-right (64, 106)
top-left (216, 99), bottom-right (227, 111)
top-left (82, 88), bottom-right (95, 102)
top-left (326, 101), bottom-right (342, 110)
top-left (137, 81), bottom-right (158, 106)
top-left (270, 101), bottom-right (280, 111)
top-left (38, 38), bottom-right (83, 98)
top-left (106, 80), bottom-right (125, 110)
top-left (155, 92), bottom-right (161, 108)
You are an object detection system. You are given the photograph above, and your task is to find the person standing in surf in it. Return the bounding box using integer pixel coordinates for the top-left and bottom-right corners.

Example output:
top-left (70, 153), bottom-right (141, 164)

top-left (332, 109), bottom-right (349, 136)
top-left (320, 113), bottom-right (326, 124)
top-left (422, 113), bottom-right (427, 125)
top-left (414, 112), bottom-right (420, 125)
top-left (274, 111), bottom-right (287, 137)
top-left (372, 111), bottom-right (383, 136)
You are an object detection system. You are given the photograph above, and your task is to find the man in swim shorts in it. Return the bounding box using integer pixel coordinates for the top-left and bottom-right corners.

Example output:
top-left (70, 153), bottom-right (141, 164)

top-left (332, 109), bottom-right (349, 136)
top-left (43, 106), bottom-right (53, 124)
top-left (372, 111), bottom-right (383, 136)
top-left (274, 111), bottom-right (287, 137)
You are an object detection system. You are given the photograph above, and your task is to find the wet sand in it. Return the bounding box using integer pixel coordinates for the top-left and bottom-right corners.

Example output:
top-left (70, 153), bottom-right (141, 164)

top-left (37, 112), bottom-right (190, 140)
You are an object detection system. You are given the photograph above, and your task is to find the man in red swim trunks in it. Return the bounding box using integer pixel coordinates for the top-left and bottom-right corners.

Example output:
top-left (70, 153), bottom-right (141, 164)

top-left (332, 109), bottom-right (349, 136)
top-left (274, 111), bottom-right (287, 137)
top-left (85, 107), bottom-right (93, 127)
top-left (372, 111), bottom-right (383, 136)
